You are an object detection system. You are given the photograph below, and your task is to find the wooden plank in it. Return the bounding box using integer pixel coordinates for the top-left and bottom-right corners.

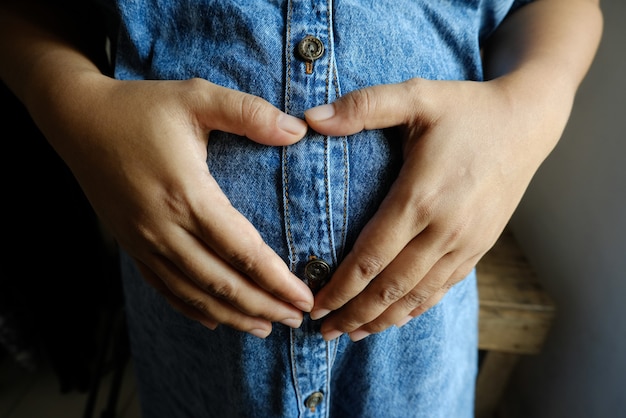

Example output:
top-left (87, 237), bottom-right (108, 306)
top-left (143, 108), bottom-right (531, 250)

top-left (477, 228), bottom-right (556, 354)
top-left (478, 305), bottom-right (555, 354)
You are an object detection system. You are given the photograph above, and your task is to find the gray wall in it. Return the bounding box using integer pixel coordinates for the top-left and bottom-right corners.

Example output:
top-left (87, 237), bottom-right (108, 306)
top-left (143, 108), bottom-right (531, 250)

top-left (506, 0), bottom-right (626, 416)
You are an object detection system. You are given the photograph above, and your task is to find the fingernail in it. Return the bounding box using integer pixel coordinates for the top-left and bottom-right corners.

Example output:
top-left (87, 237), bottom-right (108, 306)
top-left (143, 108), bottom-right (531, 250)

top-left (278, 114), bottom-right (307, 135)
top-left (310, 308), bottom-right (331, 321)
top-left (349, 330), bottom-right (370, 342)
top-left (280, 317), bottom-right (303, 329)
top-left (305, 104), bottom-right (335, 122)
top-left (294, 300), bottom-right (313, 313)
top-left (396, 315), bottom-right (413, 328)
top-left (322, 329), bottom-right (343, 341)
top-left (200, 320), bottom-right (218, 331)
top-left (249, 328), bottom-right (272, 339)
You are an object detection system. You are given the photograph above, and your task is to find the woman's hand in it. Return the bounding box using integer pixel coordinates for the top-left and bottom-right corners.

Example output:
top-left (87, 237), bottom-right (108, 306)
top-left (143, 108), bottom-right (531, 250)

top-left (38, 74), bottom-right (315, 338)
top-left (305, 77), bottom-right (569, 341)
top-left (305, 0), bottom-right (601, 342)
top-left (0, 0), bottom-right (316, 338)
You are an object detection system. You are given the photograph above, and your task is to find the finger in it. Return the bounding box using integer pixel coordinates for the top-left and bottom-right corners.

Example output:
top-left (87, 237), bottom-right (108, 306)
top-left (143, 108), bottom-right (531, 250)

top-left (191, 79), bottom-right (308, 145)
top-left (350, 258), bottom-right (479, 341)
top-left (405, 258), bottom-right (479, 319)
top-left (335, 256), bottom-right (478, 342)
top-left (309, 217), bottom-right (413, 320)
top-left (155, 222), bottom-right (311, 321)
top-left (304, 79), bottom-right (425, 136)
top-left (139, 252), bottom-right (301, 338)
top-left (344, 253), bottom-right (462, 341)
top-left (310, 181), bottom-right (434, 320)
top-left (185, 185), bottom-right (314, 313)
top-left (137, 263), bottom-right (220, 330)
top-left (317, 231), bottom-right (443, 339)
top-left (140, 263), bottom-right (274, 338)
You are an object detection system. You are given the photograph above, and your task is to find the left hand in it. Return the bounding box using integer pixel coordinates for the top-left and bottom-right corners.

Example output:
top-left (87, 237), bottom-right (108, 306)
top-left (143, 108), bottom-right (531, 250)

top-left (305, 77), bottom-right (557, 341)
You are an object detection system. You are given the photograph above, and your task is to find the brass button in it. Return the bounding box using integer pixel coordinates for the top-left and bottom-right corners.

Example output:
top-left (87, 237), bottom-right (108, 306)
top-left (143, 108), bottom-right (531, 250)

top-left (304, 391), bottom-right (324, 412)
top-left (304, 257), bottom-right (331, 292)
top-left (297, 35), bottom-right (325, 62)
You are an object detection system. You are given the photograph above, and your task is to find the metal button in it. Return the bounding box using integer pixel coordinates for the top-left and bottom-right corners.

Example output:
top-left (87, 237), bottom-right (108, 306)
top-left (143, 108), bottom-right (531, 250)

top-left (304, 391), bottom-right (324, 412)
top-left (297, 35), bottom-right (325, 62)
top-left (304, 257), bottom-right (331, 292)
top-left (304, 257), bottom-right (331, 293)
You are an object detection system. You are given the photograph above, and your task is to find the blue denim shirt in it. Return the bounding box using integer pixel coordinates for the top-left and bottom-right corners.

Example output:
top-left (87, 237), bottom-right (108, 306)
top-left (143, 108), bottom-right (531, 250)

top-left (105, 1), bottom-right (532, 417)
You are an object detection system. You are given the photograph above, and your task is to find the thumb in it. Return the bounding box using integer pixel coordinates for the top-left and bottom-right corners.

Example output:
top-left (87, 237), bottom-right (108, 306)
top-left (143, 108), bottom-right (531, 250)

top-left (196, 81), bottom-right (308, 146)
top-left (304, 81), bottom-right (415, 136)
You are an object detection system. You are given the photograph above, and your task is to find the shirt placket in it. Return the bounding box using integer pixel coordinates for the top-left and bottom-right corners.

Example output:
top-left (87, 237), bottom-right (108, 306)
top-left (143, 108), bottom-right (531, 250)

top-left (282, 0), bottom-right (347, 417)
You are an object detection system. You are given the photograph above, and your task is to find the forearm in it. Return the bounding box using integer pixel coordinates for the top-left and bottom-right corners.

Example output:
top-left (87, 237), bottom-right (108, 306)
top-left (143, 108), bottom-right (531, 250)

top-left (0, 0), bottom-right (107, 119)
top-left (483, 0), bottom-right (603, 157)
top-left (0, 0), bottom-right (114, 172)
top-left (485, 0), bottom-right (602, 87)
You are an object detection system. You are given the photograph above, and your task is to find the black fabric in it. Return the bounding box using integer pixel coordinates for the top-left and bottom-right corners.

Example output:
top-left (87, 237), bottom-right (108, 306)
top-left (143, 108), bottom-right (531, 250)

top-left (0, 81), bottom-right (121, 393)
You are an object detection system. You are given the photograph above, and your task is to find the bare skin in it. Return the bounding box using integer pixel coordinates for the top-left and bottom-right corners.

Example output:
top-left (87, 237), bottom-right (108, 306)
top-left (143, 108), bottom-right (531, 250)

top-left (0, 0), bottom-right (602, 340)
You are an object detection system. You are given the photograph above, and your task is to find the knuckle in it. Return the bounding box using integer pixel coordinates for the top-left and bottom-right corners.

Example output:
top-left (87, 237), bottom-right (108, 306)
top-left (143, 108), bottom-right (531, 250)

top-left (343, 88), bottom-right (375, 120)
top-left (376, 283), bottom-right (407, 306)
top-left (403, 78), bottom-right (438, 121)
top-left (133, 221), bottom-right (160, 250)
top-left (440, 223), bottom-right (469, 249)
top-left (404, 77), bottom-right (421, 91)
top-left (441, 281), bottom-right (456, 292)
top-left (404, 78), bottom-right (429, 107)
top-left (227, 249), bottom-right (267, 283)
top-left (222, 231), bottom-right (267, 276)
top-left (177, 77), bottom-right (202, 95)
top-left (228, 249), bottom-right (259, 275)
top-left (410, 193), bottom-right (437, 224)
top-left (402, 290), bottom-right (428, 309)
top-left (354, 254), bottom-right (386, 282)
top-left (240, 94), bottom-right (269, 127)
top-left (183, 77), bottom-right (206, 89)
top-left (205, 280), bottom-right (237, 301)
top-left (179, 78), bottom-right (209, 106)
top-left (161, 189), bottom-right (191, 220)
top-left (181, 295), bottom-right (212, 314)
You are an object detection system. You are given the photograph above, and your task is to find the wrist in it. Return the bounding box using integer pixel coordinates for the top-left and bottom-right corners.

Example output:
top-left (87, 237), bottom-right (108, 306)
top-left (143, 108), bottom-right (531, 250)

top-left (490, 69), bottom-right (574, 145)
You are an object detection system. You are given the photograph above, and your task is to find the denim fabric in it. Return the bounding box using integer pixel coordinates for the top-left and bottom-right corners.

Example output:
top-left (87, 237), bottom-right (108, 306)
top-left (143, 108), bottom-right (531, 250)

top-left (108, 1), bottom-right (531, 416)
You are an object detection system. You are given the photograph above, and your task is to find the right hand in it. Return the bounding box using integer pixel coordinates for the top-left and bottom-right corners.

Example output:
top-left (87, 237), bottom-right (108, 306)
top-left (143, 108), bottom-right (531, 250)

top-left (38, 74), bottom-right (314, 338)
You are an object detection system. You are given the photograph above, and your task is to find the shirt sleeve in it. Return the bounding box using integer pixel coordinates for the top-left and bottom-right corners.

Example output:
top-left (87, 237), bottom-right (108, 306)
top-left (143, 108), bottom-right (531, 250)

top-left (509, 0), bottom-right (536, 14)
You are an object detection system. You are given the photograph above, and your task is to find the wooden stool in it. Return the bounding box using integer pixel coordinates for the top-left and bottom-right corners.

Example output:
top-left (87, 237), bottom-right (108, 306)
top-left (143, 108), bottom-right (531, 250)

top-left (475, 228), bottom-right (556, 418)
